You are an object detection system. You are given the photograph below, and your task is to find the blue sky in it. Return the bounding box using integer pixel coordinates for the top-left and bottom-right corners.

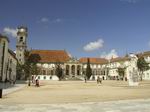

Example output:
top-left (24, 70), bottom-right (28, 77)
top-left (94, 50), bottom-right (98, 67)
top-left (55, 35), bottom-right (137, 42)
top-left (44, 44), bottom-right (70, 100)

top-left (0, 0), bottom-right (150, 59)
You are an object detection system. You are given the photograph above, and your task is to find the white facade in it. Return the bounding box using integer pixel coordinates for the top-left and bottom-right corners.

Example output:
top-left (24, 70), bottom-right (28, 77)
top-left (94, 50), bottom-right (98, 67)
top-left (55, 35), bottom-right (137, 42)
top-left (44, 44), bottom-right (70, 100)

top-left (0, 36), bottom-right (9, 82)
top-left (0, 35), bottom-right (17, 82)
top-left (7, 50), bottom-right (17, 82)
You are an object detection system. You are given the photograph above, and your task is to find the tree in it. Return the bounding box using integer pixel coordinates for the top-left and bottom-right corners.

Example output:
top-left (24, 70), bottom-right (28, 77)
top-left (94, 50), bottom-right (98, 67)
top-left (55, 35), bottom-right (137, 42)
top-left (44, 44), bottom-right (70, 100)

top-left (137, 56), bottom-right (149, 81)
top-left (55, 63), bottom-right (63, 80)
top-left (22, 50), bottom-right (41, 86)
top-left (86, 58), bottom-right (92, 80)
top-left (16, 63), bottom-right (24, 80)
top-left (117, 67), bottom-right (126, 80)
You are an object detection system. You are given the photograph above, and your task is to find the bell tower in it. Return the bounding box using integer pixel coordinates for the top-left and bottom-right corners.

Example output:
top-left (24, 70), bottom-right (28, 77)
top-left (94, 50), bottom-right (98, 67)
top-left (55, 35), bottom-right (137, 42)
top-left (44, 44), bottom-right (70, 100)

top-left (16, 26), bottom-right (28, 65)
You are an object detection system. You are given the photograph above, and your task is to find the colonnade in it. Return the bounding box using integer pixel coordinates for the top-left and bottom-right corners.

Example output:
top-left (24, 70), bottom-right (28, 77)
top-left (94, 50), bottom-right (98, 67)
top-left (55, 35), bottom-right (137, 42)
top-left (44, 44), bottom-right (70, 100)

top-left (65, 64), bottom-right (82, 77)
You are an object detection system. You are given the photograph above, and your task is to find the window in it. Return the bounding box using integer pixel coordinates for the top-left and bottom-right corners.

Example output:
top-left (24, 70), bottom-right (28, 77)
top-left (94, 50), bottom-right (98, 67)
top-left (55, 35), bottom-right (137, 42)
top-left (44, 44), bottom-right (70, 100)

top-left (147, 73), bottom-right (149, 78)
top-left (19, 37), bottom-right (23, 42)
top-left (38, 76), bottom-right (40, 79)
top-left (44, 76), bottom-right (46, 80)
top-left (43, 70), bottom-right (46, 75)
top-left (51, 70), bottom-right (53, 75)
top-left (50, 76), bottom-right (52, 79)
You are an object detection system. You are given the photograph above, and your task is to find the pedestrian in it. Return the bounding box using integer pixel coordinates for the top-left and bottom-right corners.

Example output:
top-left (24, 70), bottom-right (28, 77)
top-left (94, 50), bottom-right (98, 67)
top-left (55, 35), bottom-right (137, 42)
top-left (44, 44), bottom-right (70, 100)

top-left (97, 76), bottom-right (100, 84)
top-left (99, 75), bottom-right (103, 84)
top-left (35, 79), bottom-right (40, 87)
top-left (84, 76), bottom-right (87, 83)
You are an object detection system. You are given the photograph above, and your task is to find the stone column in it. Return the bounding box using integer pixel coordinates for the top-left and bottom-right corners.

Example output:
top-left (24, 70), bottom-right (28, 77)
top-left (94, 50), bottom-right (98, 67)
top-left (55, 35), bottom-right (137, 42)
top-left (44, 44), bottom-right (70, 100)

top-left (75, 65), bottom-right (77, 76)
top-left (69, 65), bottom-right (72, 77)
top-left (63, 64), bottom-right (66, 75)
top-left (80, 65), bottom-right (82, 75)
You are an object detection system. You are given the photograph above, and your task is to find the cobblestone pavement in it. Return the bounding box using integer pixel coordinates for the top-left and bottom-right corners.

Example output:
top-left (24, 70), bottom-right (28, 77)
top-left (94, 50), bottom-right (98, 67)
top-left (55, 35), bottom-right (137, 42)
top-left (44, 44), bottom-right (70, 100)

top-left (0, 99), bottom-right (150, 112)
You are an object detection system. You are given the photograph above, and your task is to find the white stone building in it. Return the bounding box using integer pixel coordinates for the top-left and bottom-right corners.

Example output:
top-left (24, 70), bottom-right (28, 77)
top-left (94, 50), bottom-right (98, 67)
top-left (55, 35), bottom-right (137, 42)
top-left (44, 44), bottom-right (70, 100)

top-left (108, 56), bottom-right (131, 80)
top-left (30, 50), bottom-right (70, 80)
top-left (29, 49), bottom-right (150, 81)
top-left (0, 34), bottom-right (17, 82)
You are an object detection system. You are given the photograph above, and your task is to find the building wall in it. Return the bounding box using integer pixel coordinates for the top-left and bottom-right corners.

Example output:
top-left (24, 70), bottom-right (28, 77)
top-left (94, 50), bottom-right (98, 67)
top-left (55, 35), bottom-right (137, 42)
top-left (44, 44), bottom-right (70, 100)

top-left (7, 52), bottom-right (17, 82)
top-left (143, 70), bottom-right (150, 80)
top-left (0, 38), bottom-right (9, 82)
top-left (0, 39), bottom-right (2, 78)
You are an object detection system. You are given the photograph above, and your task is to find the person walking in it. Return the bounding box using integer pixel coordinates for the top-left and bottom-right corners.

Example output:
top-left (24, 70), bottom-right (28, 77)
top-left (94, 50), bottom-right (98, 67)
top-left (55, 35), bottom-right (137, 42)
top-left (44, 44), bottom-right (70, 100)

top-left (84, 76), bottom-right (87, 83)
top-left (97, 76), bottom-right (100, 84)
top-left (99, 75), bottom-right (103, 84)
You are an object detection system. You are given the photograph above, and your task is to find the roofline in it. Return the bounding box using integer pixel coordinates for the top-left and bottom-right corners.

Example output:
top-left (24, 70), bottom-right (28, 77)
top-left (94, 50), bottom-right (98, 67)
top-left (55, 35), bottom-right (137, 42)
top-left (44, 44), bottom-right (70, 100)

top-left (8, 49), bottom-right (18, 61)
top-left (0, 34), bottom-right (10, 42)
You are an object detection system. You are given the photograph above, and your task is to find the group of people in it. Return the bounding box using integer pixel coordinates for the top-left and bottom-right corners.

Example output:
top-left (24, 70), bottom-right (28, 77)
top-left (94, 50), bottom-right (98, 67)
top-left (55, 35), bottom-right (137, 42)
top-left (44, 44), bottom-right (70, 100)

top-left (84, 75), bottom-right (103, 84)
top-left (31, 76), bottom-right (40, 87)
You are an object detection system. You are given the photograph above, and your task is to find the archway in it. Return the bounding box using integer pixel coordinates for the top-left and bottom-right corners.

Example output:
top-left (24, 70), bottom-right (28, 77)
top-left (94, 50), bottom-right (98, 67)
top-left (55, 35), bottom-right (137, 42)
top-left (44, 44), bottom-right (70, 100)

top-left (71, 65), bottom-right (75, 76)
top-left (66, 65), bottom-right (70, 75)
top-left (77, 65), bottom-right (81, 75)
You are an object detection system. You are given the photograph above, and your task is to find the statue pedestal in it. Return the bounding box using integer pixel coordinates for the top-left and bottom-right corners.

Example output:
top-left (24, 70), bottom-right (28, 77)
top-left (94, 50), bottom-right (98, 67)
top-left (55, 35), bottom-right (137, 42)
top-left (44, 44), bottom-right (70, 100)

top-left (128, 72), bottom-right (139, 86)
top-left (129, 80), bottom-right (139, 86)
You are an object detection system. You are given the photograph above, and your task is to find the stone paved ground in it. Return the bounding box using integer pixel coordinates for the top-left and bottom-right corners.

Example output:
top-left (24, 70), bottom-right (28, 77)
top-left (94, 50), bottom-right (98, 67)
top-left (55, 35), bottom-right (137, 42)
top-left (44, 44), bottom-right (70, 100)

top-left (1, 80), bottom-right (150, 112)
top-left (1, 80), bottom-right (150, 104)
top-left (3, 84), bottom-right (26, 95)
top-left (0, 99), bottom-right (150, 112)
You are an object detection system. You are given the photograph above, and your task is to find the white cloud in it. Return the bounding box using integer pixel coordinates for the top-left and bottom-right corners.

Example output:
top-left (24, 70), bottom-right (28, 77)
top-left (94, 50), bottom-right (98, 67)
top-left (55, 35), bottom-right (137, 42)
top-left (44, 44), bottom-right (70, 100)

top-left (38, 17), bottom-right (62, 24)
top-left (83, 39), bottom-right (104, 52)
top-left (3, 27), bottom-right (17, 38)
top-left (100, 49), bottom-right (118, 60)
top-left (53, 18), bottom-right (62, 23)
top-left (120, 0), bottom-right (140, 3)
top-left (40, 17), bottom-right (49, 23)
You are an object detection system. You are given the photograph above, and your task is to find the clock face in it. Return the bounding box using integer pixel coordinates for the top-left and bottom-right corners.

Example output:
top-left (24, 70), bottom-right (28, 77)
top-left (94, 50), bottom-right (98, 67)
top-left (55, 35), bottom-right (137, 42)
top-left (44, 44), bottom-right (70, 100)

top-left (20, 28), bottom-right (25, 32)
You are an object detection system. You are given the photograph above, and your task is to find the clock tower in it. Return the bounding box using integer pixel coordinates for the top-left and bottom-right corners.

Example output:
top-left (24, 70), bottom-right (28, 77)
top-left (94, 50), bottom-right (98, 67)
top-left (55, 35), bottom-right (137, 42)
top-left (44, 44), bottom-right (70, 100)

top-left (16, 26), bottom-right (28, 65)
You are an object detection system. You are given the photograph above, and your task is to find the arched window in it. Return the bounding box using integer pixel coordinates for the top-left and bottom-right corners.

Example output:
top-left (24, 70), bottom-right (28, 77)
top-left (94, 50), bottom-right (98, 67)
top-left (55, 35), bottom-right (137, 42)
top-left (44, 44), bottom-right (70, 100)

top-left (43, 76), bottom-right (46, 80)
top-left (43, 70), bottom-right (46, 75)
top-left (19, 37), bottom-right (23, 42)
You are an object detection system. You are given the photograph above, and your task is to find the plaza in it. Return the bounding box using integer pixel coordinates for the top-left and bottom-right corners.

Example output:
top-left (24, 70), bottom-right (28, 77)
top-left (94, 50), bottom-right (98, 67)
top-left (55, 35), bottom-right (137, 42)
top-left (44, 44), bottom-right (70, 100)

top-left (1, 80), bottom-right (150, 104)
top-left (1, 99), bottom-right (150, 112)
top-left (1, 0), bottom-right (150, 111)
top-left (1, 80), bottom-right (150, 111)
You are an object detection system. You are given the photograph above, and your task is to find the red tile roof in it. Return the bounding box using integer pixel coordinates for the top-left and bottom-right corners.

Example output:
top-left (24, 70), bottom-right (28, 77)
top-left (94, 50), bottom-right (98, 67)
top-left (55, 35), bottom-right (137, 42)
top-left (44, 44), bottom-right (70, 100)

top-left (110, 57), bottom-right (130, 63)
top-left (30, 50), bottom-right (70, 63)
top-left (79, 57), bottom-right (108, 64)
top-left (141, 51), bottom-right (150, 57)
top-left (8, 49), bottom-right (17, 61)
top-left (136, 51), bottom-right (150, 57)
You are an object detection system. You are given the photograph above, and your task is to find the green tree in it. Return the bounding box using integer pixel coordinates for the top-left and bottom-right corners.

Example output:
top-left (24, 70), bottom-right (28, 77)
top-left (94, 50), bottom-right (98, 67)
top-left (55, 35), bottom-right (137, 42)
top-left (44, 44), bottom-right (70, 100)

top-left (55, 63), bottom-right (63, 81)
top-left (86, 58), bottom-right (92, 80)
top-left (16, 63), bottom-right (24, 80)
top-left (117, 67), bottom-right (126, 80)
top-left (23, 50), bottom-right (41, 86)
top-left (137, 56), bottom-right (149, 81)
